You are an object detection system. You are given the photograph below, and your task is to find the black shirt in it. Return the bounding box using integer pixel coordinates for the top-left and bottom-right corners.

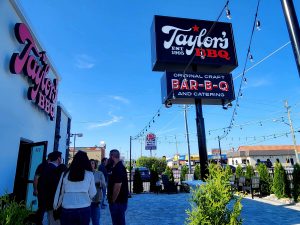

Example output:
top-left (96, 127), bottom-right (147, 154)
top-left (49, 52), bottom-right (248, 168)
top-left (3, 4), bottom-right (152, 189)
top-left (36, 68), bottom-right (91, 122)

top-left (107, 161), bottom-right (128, 204)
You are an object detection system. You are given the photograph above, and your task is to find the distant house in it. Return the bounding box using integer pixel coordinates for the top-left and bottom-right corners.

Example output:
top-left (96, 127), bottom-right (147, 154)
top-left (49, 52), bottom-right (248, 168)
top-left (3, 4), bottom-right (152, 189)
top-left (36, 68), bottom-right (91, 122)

top-left (227, 145), bottom-right (300, 167)
top-left (69, 146), bottom-right (106, 164)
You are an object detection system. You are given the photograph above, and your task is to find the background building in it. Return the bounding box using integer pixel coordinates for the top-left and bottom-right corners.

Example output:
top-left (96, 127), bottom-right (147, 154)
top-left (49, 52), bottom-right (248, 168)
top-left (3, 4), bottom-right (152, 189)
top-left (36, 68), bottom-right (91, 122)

top-left (69, 146), bottom-right (106, 165)
top-left (227, 145), bottom-right (300, 167)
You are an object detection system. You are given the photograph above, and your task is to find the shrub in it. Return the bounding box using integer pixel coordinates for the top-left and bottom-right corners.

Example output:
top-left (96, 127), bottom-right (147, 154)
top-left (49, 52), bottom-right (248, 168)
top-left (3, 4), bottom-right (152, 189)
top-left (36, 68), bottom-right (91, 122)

top-left (133, 169), bottom-right (143, 194)
top-left (0, 194), bottom-right (32, 225)
top-left (194, 164), bottom-right (201, 180)
top-left (245, 165), bottom-right (254, 180)
top-left (292, 163), bottom-right (300, 202)
top-left (272, 163), bottom-right (290, 198)
top-left (186, 164), bottom-right (242, 225)
top-left (235, 165), bottom-right (243, 178)
top-left (180, 165), bottom-right (189, 182)
top-left (164, 166), bottom-right (174, 183)
top-left (225, 165), bottom-right (233, 177)
top-left (257, 163), bottom-right (272, 195)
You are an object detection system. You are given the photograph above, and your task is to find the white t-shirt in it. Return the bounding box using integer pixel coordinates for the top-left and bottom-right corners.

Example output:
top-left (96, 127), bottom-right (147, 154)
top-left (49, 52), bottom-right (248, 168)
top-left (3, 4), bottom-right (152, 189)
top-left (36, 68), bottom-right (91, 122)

top-left (53, 170), bottom-right (97, 209)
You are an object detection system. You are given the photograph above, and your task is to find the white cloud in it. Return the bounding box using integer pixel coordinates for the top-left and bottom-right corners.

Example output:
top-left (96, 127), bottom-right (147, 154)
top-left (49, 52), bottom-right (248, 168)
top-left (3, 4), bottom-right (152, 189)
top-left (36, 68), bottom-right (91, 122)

top-left (88, 114), bottom-right (122, 129)
top-left (111, 95), bottom-right (130, 104)
top-left (249, 78), bottom-right (271, 88)
top-left (75, 54), bottom-right (95, 69)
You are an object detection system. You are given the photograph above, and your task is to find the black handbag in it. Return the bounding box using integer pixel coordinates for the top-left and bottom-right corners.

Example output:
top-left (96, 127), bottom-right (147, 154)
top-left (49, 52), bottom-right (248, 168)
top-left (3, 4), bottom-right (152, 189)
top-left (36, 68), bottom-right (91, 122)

top-left (53, 172), bottom-right (67, 221)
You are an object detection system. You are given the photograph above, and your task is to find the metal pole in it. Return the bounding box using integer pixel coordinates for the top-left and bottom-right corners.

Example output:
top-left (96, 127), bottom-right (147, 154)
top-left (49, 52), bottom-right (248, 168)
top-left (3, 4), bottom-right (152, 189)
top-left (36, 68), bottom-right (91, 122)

top-left (218, 136), bottom-right (222, 164)
top-left (129, 136), bottom-right (132, 196)
top-left (73, 134), bottom-right (76, 158)
top-left (184, 105), bottom-right (192, 174)
top-left (281, 0), bottom-right (300, 76)
top-left (285, 100), bottom-right (300, 163)
top-left (195, 99), bottom-right (208, 180)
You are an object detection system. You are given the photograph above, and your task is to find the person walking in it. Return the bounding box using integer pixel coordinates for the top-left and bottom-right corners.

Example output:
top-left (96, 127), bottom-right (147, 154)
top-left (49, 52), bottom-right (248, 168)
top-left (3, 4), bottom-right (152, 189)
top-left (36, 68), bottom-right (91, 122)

top-left (90, 159), bottom-right (106, 225)
top-left (43, 151), bottom-right (64, 225)
top-left (98, 157), bottom-right (108, 208)
top-left (107, 149), bottom-right (128, 225)
top-left (53, 151), bottom-right (96, 225)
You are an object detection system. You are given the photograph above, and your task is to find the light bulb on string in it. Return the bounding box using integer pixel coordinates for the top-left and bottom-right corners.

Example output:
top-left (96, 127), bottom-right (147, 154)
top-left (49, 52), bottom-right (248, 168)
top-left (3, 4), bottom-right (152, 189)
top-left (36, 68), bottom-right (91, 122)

top-left (260, 122), bottom-right (262, 126)
top-left (239, 92), bottom-right (243, 98)
top-left (243, 77), bottom-right (247, 84)
top-left (225, 6), bottom-right (232, 20)
top-left (248, 52), bottom-right (254, 62)
top-left (256, 19), bottom-right (261, 31)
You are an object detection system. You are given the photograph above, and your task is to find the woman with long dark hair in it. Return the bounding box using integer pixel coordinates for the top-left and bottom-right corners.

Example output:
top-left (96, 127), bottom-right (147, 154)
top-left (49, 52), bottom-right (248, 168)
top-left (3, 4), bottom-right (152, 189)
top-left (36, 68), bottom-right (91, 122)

top-left (53, 151), bottom-right (96, 225)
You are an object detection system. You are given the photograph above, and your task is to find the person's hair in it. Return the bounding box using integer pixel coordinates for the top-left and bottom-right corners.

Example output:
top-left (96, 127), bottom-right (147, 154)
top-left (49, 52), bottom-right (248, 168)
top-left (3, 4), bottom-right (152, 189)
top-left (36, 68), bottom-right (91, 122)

top-left (90, 159), bottom-right (98, 169)
top-left (68, 151), bottom-right (92, 182)
top-left (101, 157), bottom-right (107, 163)
top-left (49, 151), bottom-right (62, 162)
top-left (110, 149), bottom-right (120, 159)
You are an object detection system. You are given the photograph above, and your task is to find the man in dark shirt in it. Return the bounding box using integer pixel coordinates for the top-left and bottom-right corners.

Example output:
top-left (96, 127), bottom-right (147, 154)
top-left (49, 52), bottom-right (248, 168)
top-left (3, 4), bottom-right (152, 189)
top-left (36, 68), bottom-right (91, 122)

top-left (107, 149), bottom-right (128, 225)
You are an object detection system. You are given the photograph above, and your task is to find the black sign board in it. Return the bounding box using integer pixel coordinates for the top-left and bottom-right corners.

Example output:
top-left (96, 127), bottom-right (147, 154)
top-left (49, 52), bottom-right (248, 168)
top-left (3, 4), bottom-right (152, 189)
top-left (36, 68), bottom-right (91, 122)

top-left (151, 15), bottom-right (238, 73)
top-left (161, 72), bottom-right (235, 105)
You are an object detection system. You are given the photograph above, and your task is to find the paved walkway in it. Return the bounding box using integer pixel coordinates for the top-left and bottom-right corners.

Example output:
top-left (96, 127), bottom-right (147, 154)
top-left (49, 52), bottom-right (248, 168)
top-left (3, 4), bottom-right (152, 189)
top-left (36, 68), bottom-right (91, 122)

top-left (100, 193), bottom-right (300, 225)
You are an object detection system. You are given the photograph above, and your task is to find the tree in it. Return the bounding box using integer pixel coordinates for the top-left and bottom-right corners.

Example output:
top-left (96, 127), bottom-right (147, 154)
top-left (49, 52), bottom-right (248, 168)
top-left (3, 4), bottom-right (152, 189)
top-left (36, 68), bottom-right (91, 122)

top-left (150, 169), bottom-right (159, 192)
top-left (225, 165), bottom-right (233, 177)
top-left (292, 163), bottom-right (300, 202)
top-left (186, 164), bottom-right (243, 225)
top-left (136, 156), bottom-right (167, 174)
top-left (235, 165), bottom-right (243, 178)
top-left (133, 169), bottom-right (143, 194)
top-left (272, 163), bottom-right (290, 198)
top-left (245, 165), bottom-right (254, 180)
top-left (180, 165), bottom-right (189, 182)
top-left (257, 163), bottom-right (272, 195)
top-left (194, 164), bottom-right (201, 180)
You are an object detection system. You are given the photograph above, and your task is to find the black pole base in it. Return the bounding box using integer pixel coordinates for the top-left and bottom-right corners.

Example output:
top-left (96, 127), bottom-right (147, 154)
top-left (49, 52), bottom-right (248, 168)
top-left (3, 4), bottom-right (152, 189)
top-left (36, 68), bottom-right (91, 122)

top-left (195, 99), bottom-right (209, 180)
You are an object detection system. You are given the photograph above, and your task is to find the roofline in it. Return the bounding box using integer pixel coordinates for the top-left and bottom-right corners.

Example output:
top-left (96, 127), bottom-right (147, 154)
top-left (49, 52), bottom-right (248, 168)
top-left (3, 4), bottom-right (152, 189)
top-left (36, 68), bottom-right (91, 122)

top-left (58, 102), bottom-right (72, 119)
top-left (9, 0), bottom-right (61, 81)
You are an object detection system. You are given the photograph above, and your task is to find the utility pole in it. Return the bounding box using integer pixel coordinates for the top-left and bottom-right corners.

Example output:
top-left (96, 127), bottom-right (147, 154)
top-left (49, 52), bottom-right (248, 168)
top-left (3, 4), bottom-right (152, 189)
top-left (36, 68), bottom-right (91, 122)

top-left (285, 100), bottom-right (300, 163)
top-left (281, 0), bottom-right (300, 76)
top-left (174, 135), bottom-right (179, 155)
top-left (184, 105), bottom-right (192, 174)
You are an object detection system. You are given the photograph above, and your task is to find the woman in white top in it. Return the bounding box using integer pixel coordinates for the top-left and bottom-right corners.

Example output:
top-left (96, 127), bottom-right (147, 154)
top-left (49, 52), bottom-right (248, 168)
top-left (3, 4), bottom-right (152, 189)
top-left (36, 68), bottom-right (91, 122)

top-left (54, 151), bottom-right (96, 225)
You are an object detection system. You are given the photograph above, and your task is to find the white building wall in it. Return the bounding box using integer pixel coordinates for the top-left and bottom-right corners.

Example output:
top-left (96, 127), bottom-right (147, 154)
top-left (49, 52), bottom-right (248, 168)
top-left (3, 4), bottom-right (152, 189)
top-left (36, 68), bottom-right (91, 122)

top-left (0, 1), bottom-right (59, 195)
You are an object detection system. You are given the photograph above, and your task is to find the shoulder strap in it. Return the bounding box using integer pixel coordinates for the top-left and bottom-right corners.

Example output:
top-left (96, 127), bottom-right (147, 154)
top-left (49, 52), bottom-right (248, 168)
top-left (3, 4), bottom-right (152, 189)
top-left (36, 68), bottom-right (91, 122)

top-left (55, 172), bottom-right (67, 208)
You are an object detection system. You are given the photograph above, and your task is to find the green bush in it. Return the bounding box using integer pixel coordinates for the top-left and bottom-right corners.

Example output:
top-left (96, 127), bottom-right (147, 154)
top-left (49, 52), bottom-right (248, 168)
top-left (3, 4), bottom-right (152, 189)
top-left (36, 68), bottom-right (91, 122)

top-left (245, 165), bottom-right (254, 180)
top-left (225, 165), bottom-right (233, 177)
top-left (235, 165), bottom-right (243, 178)
top-left (272, 163), bottom-right (290, 198)
top-left (133, 169), bottom-right (143, 194)
top-left (136, 156), bottom-right (167, 174)
top-left (186, 164), bottom-right (242, 225)
top-left (292, 163), bottom-right (300, 202)
top-left (180, 165), bottom-right (189, 182)
top-left (0, 194), bottom-right (32, 225)
top-left (257, 163), bottom-right (272, 195)
top-left (164, 166), bottom-right (174, 183)
top-left (194, 164), bottom-right (201, 180)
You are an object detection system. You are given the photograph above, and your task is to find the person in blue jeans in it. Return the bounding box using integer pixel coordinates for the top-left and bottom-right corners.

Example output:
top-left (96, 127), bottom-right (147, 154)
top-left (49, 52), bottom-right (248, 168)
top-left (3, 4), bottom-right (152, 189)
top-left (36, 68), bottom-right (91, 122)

top-left (107, 149), bottom-right (128, 225)
top-left (98, 157), bottom-right (108, 208)
top-left (90, 159), bottom-right (106, 225)
top-left (53, 151), bottom-right (96, 225)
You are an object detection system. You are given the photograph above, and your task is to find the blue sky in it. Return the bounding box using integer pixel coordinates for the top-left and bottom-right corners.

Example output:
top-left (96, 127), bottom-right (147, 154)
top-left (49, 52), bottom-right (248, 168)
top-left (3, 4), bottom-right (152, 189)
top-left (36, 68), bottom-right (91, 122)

top-left (18, 0), bottom-right (300, 160)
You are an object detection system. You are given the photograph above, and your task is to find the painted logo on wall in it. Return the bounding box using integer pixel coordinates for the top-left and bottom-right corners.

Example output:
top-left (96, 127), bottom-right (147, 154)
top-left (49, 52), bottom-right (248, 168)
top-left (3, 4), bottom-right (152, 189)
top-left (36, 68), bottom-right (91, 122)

top-left (161, 72), bottom-right (235, 105)
top-left (151, 15), bottom-right (238, 73)
top-left (10, 23), bottom-right (58, 120)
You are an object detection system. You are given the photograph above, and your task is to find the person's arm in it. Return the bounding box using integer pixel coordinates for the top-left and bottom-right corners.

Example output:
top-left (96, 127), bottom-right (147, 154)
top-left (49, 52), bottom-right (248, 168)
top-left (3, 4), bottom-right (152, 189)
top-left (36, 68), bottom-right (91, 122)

top-left (33, 175), bottom-right (39, 196)
top-left (89, 173), bottom-right (97, 199)
top-left (100, 172), bottom-right (106, 189)
top-left (112, 183), bottom-right (122, 203)
top-left (53, 173), bottom-right (64, 210)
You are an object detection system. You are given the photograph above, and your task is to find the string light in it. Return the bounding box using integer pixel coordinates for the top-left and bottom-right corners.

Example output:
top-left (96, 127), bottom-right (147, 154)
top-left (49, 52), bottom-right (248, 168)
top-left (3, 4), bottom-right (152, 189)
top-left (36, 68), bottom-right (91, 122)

top-left (243, 77), bottom-right (247, 84)
top-left (226, 6), bottom-right (232, 19)
top-left (248, 52), bottom-right (254, 62)
top-left (256, 19), bottom-right (261, 31)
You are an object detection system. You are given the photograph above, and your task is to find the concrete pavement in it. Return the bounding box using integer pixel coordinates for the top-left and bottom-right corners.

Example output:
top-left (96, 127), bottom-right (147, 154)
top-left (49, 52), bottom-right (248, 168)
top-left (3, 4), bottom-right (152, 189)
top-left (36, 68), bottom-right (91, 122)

top-left (100, 193), bottom-right (300, 225)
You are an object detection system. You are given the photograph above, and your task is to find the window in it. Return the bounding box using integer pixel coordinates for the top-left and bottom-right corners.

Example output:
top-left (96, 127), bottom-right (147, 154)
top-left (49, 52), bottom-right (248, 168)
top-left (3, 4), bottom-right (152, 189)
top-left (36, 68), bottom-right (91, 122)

top-left (235, 160), bottom-right (238, 165)
top-left (291, 158), bottom-right (294, 165)
top-left (247, 160), bottom-right (250, 164)
top-left (276, 158), bottom-right (280, 163)
top-left (242, 159), bottom-right (246, 164)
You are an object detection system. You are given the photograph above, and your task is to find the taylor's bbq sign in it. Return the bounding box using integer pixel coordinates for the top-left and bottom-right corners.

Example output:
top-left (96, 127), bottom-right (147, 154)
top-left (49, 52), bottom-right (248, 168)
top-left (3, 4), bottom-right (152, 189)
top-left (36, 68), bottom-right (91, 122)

top-left (161, 72), bottom-right (235, 105)
top-left (10, 23), bottom-right (58, 120)
top-left (151, 15), bottom-right (238, 73)
top-left (145, 133), bottom-right (157, 150)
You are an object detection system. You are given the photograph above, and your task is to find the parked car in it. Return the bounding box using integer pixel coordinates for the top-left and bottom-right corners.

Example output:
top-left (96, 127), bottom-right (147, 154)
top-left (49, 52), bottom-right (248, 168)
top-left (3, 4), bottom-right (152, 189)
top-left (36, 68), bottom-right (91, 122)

top-left (221, 164), bottom-right (236, 173)
top-left (131, 167), bottom-right (150, 181)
